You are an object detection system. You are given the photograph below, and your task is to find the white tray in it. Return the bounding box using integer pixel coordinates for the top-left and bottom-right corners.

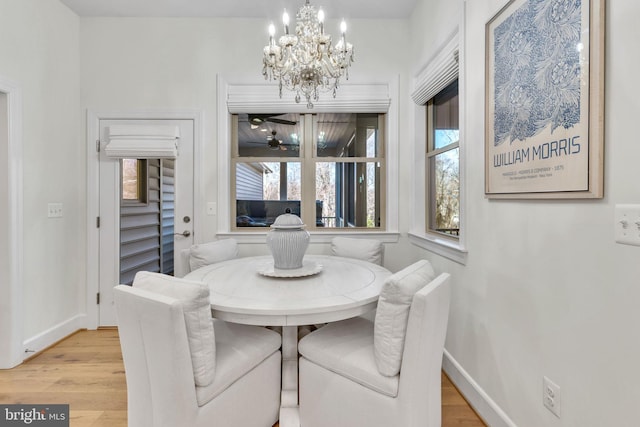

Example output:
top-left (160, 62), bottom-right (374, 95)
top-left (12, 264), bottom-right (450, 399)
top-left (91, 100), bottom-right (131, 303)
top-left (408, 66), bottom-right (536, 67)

top-left (257, 260), bottom-right (323, 278)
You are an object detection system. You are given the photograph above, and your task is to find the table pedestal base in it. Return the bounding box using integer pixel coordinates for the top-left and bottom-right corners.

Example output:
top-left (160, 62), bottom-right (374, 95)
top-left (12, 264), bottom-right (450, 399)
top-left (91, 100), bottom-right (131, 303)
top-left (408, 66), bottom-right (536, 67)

top-left (279, 326), bottom-right (300, 427)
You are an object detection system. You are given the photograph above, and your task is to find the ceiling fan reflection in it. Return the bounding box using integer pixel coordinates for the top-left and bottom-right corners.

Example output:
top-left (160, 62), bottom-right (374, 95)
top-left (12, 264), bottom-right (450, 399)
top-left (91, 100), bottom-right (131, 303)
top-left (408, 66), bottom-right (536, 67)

top-left (249, 114), bottom-right (297, 129)
top-left (245, 130), bottom-right (299, 151)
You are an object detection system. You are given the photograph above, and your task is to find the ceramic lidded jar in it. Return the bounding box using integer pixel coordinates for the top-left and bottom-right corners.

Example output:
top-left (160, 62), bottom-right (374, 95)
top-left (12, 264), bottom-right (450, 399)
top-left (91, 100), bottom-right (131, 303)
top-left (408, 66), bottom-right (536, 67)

top-left (266, 213), bottom-right (310, 269)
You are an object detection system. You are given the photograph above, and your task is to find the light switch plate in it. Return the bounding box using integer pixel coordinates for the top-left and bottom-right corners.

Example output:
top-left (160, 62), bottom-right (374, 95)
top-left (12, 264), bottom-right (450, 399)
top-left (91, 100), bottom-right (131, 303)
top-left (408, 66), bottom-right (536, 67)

top-left (47, 203), bottom-right (63, 218)
top-left (207, 202), bottom-right (217, 216)
top-left (614, 204), bottom-right (640, 246)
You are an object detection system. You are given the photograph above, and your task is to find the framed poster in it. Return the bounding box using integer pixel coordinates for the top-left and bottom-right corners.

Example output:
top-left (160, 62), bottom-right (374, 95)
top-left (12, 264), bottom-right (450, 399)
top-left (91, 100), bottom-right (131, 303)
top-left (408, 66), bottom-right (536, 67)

top-left (485, 0), bottom-right (604, 198)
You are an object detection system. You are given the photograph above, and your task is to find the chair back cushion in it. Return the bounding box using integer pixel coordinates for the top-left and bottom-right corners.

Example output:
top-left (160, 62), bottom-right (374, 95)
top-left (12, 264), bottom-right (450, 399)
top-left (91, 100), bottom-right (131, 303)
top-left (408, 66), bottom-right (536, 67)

top-left (133, 271), bottom-right (216, 386)
top-left (189, 239), bottom-right (239, 271)
top-left (172, 248), bottom-right (192, 278)
top-left (331, 237), bottom-right (383, 265)
top-left (373, 259), bottom-right (435, 376)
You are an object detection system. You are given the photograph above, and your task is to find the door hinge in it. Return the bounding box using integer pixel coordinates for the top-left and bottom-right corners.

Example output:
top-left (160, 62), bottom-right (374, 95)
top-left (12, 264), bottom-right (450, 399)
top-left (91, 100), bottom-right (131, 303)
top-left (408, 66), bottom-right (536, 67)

top-left (96, 139), bottom-right (101, 153)
top-left (96, 216), bottom-right (100, 228)
top-left (96, 292), bottom-right (100, 305)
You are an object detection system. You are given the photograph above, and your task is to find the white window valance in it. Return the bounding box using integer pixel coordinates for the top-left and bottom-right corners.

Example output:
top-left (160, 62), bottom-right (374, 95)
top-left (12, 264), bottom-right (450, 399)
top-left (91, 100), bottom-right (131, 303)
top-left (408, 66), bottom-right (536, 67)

top-left (226, 83), bottom-right (391, 114)
top-left (411, 32), bottom-right (459, 105)
top-left (105, 125), bottom-right (180, 158)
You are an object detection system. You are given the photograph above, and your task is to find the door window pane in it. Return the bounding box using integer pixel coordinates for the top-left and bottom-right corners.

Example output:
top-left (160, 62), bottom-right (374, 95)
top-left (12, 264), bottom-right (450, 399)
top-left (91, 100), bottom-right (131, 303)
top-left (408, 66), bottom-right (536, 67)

top-left (121, 159), bottom-right (147, 204)
top-left (119, 159), bottom-right (173, 284)
top-left (122, 159), bottom-right (139, 200)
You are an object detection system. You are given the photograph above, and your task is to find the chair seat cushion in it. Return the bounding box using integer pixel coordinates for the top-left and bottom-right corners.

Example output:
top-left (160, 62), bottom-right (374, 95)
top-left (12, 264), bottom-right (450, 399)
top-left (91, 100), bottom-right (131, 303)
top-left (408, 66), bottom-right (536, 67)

top-left (298, 317), bottom-right (399, 397)
top-left (374, 259), bottom-right (435, 376)
top-left (189, 239), bottom-right (238, 271)
top-left (195, 320), bottom-right (281, 406)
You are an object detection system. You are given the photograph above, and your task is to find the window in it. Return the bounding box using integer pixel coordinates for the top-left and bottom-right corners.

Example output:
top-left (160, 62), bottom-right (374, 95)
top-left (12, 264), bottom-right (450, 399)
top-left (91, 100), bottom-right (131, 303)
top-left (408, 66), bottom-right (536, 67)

top-left (426, 80), bottom-right (459, 237)
top-left (409, 29), bottom-right (465, 262)
top-left (231, 113), bottom-right (385, 230)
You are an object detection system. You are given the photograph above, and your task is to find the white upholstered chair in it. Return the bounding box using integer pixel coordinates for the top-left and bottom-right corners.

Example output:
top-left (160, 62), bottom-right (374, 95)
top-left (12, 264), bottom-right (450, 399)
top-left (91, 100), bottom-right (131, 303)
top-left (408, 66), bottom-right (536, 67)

top-left (174, 238), bottom-right (239, 278)
top-left (114, 271), bottom-right (281, 427)
top-left (330, 236), bottom-right (384, 266)
top-left (298, 260), bottom-right (451, 427)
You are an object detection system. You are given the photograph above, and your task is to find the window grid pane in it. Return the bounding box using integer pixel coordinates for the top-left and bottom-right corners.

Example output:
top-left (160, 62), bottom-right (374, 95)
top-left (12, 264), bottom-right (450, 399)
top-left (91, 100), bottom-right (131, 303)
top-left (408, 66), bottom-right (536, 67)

top-left (315, 113), bottom-right (381, 158)
top-left (427, 79), bottom-right (459, 238)
top-left (236, 113), bottom-right (302, 158)
top-left (235, 161), bottom-right (302, 228)
top-left (429, 148), bottom-right (460, 235)
top-left (315, 161), bottom-right (381, 228)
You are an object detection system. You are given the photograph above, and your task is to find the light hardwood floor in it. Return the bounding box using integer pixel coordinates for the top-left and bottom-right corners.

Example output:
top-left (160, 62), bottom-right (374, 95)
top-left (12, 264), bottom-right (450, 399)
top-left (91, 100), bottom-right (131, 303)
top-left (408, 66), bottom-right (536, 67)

top-left (0, 329), bottom-right (486, 427)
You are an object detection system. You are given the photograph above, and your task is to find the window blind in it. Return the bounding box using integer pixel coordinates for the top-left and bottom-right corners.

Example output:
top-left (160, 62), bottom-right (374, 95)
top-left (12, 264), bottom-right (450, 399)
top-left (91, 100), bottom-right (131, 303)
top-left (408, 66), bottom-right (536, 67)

top-left (411, 33), bottom-right (459, 106)
top-left (226, 83), bottom-right (391, 114)
top-left (106, 125), bottom-right (180, 159)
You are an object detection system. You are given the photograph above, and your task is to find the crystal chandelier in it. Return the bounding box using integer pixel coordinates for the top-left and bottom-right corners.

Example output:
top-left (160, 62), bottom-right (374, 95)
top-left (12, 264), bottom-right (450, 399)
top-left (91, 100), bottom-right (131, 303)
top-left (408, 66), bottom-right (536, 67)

top-left (262, 0), bottom-right (354, 109)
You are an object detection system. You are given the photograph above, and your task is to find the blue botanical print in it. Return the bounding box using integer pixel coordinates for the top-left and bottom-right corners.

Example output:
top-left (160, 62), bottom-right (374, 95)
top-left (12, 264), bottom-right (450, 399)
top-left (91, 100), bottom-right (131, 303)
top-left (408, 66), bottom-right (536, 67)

top-left (493, 0), bottom-right (582, 146)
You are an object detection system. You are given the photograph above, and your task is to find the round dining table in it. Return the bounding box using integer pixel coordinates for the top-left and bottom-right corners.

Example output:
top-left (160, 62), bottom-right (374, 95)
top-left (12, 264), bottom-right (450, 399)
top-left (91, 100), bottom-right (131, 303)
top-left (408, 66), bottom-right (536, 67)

top-left (185, 254), bottom-right (392, 427)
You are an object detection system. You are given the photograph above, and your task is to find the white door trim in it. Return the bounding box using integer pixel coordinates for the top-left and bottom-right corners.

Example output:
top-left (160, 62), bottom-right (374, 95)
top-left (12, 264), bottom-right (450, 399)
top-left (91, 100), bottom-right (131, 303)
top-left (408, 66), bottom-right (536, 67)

top-left (86, 109), bottom-right (204, 329)
top-left (0, 77), bottom-right (23, 368)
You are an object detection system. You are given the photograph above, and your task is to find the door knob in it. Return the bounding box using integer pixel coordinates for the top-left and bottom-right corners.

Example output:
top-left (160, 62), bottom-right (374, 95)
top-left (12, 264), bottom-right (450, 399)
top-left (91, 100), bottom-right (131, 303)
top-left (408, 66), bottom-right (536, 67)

top-left (174, 230), bottom-right (191, 237)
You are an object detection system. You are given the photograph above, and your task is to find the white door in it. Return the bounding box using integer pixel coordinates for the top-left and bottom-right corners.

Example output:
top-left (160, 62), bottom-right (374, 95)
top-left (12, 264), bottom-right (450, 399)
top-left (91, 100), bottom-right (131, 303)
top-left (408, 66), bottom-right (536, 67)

top-left (98, 119), bottom-right (194, 326)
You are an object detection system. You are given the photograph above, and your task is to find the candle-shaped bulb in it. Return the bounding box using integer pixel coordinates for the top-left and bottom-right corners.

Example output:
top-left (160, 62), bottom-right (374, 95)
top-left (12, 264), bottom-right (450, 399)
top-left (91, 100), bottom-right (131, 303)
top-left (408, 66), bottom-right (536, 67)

top-left (283, 10), bottom-right (290, 34)
top-left (268, 23), bottom-right (275, 46)
top-left (318, 9), bottom-right (325, 34)
top-left (340, 20), bottom-right (347, 52)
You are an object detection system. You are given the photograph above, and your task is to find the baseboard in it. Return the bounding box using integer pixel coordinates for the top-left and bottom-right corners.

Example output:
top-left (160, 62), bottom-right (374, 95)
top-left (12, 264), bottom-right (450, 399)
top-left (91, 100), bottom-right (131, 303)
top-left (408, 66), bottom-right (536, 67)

top-left (22, 314), bottom-right (87, 360)
top-left (443, 349), bottom-right (518, 427)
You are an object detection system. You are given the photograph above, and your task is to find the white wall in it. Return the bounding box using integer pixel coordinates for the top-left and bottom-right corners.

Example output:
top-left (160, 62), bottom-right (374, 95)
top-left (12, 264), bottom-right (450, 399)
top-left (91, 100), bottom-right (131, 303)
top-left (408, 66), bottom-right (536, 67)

top-left (79, 16), bottom-right (416, 272)
top-left (410, 0), bottom-right (640, 426)
top-left (0, 0), bottom-right (83, 350)
top-left (9, 2), bottom-right (638, 423)
top-left (0, 92), bottom-right (8, 288)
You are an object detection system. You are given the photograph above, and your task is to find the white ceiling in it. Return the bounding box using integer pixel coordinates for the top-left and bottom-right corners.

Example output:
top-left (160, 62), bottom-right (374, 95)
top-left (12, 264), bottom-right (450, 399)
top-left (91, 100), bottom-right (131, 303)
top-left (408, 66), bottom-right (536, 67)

top-left (59, 0), bottom-right (418, 19)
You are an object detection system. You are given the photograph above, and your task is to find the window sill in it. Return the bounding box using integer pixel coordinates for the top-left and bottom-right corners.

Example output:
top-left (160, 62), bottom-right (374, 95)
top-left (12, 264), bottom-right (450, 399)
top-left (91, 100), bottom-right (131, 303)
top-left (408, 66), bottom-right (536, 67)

top-left (408, 231), bottom-right (467, 265)
top-left (218, 230), bottom-right (400, 244)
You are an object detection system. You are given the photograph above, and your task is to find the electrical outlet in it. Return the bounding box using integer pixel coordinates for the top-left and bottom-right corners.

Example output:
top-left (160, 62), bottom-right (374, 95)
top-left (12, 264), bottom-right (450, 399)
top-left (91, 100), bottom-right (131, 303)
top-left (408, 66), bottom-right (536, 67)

top-left (47, 203), bottom-right (63, 218)
top-left (543, 376), bottom-right (561, 418)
